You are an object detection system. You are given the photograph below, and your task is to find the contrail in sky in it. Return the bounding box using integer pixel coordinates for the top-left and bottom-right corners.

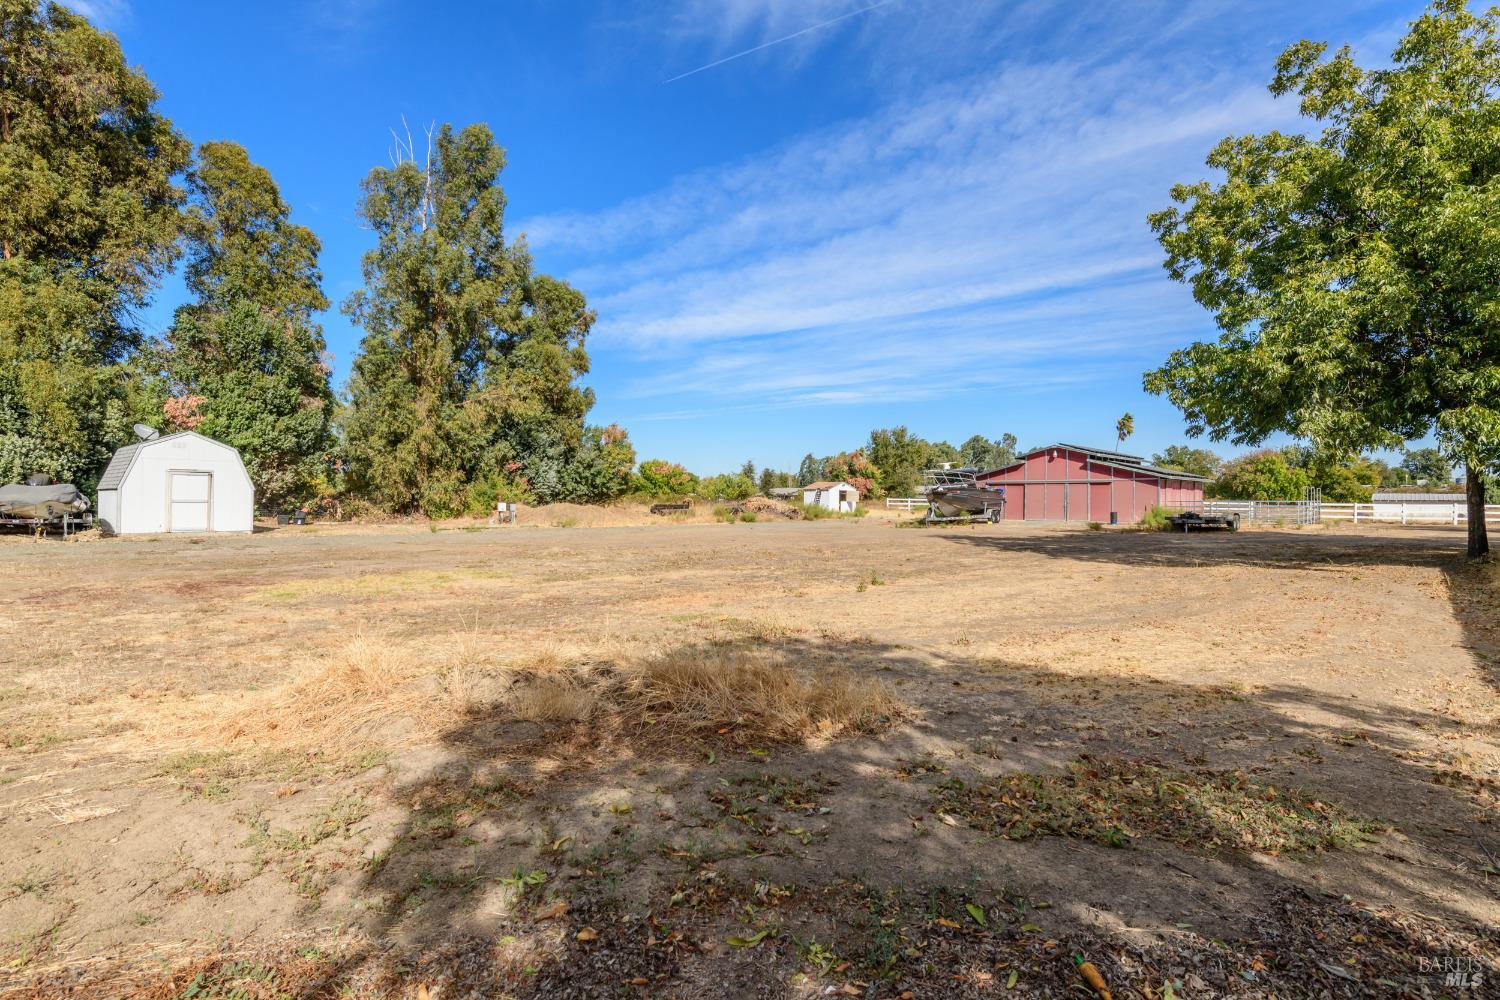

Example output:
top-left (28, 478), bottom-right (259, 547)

top-left (664, 0), bottom-right (899, 84)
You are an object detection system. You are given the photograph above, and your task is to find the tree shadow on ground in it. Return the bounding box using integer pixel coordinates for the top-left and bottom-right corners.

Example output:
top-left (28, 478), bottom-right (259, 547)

top-left (324, 624), bottom-right (1499, 998)
top-left (934, 522), bottom-right (1500, 695)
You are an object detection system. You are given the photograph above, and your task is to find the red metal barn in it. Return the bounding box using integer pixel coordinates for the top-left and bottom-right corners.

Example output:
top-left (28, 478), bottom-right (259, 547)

top-left (976, 444), bottom-right (1207, 523)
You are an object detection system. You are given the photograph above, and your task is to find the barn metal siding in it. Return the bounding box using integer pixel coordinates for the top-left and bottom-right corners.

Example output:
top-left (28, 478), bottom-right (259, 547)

top-left (976, 446), bottom-right (1204, 522)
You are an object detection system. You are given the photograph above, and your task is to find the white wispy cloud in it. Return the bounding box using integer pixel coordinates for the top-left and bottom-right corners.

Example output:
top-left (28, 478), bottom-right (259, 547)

top-left (523, 2), bottom-right (1342, 415)
top-left (65, 0), bottom-right (131, 28)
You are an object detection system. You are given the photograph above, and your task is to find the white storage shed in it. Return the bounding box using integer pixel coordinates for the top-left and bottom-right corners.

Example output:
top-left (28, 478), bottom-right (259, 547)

top-left (96, 431), bottom-right (255, 535)
top-left (802, 480), bottom-right (857, 513)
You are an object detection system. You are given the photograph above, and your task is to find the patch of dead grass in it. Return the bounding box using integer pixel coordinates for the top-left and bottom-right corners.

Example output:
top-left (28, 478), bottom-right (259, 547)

top-left (625, 645), bottom-right (900, 743)
top-left (212, 638), bottom-right (902, 760)
top-left (932, 755), bottom-right (1381, 855)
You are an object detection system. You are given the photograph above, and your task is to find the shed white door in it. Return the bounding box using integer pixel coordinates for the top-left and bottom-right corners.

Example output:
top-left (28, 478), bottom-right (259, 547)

top-left (169, 471), bottom-right (212, 531)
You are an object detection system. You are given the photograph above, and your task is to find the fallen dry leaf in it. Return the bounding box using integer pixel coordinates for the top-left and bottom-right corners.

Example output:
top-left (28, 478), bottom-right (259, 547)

top-left (534, 899), bottom-right (568, 920)
top-left (576, 927), bottom-right (598, 942)
top-left (1079, 960), bottom-right (1113, 1000)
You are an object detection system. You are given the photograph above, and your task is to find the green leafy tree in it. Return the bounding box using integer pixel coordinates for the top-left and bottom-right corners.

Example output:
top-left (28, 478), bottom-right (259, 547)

top-left (1145, 2), bottom-right (1500, 556)
top-left (1213, 450), bottom-right (1311, 500)
top-left (342, 123), bottom-right (596, 515)
top-left (1115, 413), bottom-right (1135, 450)
top-left (924, 440), bottom-right (961, 469)
top-left (1151, 445), bottom-right (1222, 478)
top-left (0, 0), bottom-right (189, 490)
top-left (959, 435), bottom-right (990, 468)
top-left (758, 467), bottom-right (794, 493)
top-left (1280, 445), bottom-right (1382, 501)
top-left (796, 453), bottom-right (821, 486)
top-left (166, 141), bottom-right (334, 511)
top-left (1377, 460), bottom-right (1413, 488)
top-left (866, 426), bottom-right (928, 497)
top-left (699, 472), bottom-right (755, 501)
top-left (1400, 447), bottom-right (1453, 485)
top-left (635, 459), bottom-right (697, 498)
top-left (960, 432), bottom-right (1019, 470)
top-left (994, 433), bottom-right (1019, 467)
top-left (552, 423), bottom-right (635, 503)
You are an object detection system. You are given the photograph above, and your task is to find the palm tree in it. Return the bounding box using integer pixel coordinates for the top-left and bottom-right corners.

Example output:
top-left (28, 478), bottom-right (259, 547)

top-left (1115, 412), bottom-right (1134, 450)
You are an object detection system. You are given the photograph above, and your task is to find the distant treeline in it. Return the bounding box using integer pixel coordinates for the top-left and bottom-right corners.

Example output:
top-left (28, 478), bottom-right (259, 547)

top-left (738, 434), bottom-right (1454, 504)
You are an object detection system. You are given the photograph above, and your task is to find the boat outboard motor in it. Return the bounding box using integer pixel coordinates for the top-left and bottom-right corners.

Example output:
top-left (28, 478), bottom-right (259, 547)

top-left (23, 473), bottom-right (52, 486)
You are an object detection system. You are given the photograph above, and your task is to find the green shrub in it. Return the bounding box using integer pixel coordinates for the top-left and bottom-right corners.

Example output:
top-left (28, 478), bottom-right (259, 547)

top-left (738, 511), bottom-right (758, 522)
top-left (1086, 521), bottom-right (1103, 531)
top-left (698, 473), bottom-right (755, 501)
top-left (793, 501), bottom-right (864, 520)
top-left (1138, 505), bottom-right (1172, 531)
top-left (419, 477), bottom-right (468, 520)
top-left (466, 471), bottom-right (533, 515)
top-left (713, 505), bottom-right (737, 523)
top-left (635, 459), bottom-right (699, 498)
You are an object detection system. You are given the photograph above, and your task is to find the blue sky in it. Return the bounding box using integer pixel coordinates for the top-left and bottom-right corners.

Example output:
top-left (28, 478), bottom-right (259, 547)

top-left (95, 0), bottom-right (1417, 474)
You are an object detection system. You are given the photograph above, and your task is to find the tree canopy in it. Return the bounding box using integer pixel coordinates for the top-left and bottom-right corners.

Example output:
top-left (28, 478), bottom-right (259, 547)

top-left (165, 141), bottom-right (335, 510)
top-left (1212, 450), bottom-right (1311, 500)
top-left (960, 432), bottom-right (1018, 471)
top-left (0, 0), bottom-right (189, 489)
top-left (1152, 445), bottom-right (1221, 478)
top-left (1144, 1), bottom-right (1500, 555)
top-left (341, 123), bottom-right (615, 516)
top-left (1401, 446), bottom-right (1453, 484)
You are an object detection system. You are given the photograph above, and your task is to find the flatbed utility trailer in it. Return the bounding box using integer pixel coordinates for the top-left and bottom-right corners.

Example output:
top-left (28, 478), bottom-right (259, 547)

top-left (0, 511), bottom-right (93, 538)
top-left (1167, 510), bottom-right (1239, 533)
top-left (923, 501), bottom-right (1004, 525)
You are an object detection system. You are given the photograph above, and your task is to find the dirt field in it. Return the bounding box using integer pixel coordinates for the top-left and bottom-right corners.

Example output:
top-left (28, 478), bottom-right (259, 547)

top-left (1, 515), bottom-right (1497, 998)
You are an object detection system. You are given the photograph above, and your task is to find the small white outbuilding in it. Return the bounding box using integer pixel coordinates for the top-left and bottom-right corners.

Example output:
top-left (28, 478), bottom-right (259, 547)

top-left (802, 480), bottom-right (857, 513)
top-left (96, 431), bottom-right (255, 535)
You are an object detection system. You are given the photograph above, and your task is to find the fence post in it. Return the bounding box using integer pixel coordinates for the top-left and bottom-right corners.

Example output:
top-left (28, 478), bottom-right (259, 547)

top-left (1353, 504), bottom-right (1359, 525)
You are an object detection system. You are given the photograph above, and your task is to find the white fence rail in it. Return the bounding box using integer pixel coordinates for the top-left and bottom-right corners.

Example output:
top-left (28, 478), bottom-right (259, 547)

top-left (885, 495), bottom-right (1500, 525)
top-left (1316, 501), bottom-right (1500, 524)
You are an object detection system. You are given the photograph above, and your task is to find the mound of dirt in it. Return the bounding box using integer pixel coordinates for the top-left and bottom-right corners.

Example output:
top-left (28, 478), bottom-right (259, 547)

top-left (726, 496), bottom-right (803, 519)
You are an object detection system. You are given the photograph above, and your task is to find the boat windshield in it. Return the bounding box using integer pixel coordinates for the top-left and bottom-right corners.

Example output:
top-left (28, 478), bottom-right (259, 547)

top-left (921, 468), bottom-right (981, 490)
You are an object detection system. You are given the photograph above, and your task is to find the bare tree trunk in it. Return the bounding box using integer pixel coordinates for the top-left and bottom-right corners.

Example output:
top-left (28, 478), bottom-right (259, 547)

top-left (1467, 461), bottom-right (1489, 559)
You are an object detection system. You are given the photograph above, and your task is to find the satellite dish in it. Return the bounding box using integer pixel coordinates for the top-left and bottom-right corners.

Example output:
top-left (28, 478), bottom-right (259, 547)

top-left (132, 423), bottom-right (160, 441)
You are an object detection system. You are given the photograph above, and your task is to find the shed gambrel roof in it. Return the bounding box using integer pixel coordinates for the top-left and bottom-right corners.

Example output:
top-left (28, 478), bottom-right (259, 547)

top-left (96, 442), bottom-right (142, 491)
top-left (96, 431), bottom-right (243, 492)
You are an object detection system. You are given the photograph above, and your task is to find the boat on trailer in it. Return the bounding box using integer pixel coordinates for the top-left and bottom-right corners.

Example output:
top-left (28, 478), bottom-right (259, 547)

top-left (921, 467), bottom-right (1005, 522)
top-left (0, 476), bottom-right (93, 536)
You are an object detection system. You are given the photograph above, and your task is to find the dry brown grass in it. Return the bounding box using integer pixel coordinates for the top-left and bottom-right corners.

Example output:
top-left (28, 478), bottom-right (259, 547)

top-left (624, 645), bottom-right (901, 742)
top-left (212, 636), bottom-right (901, 760)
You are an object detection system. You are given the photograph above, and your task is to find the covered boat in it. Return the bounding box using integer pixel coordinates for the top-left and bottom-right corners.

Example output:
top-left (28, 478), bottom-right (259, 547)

top-left (0, 481), bottom-right (90, 520)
